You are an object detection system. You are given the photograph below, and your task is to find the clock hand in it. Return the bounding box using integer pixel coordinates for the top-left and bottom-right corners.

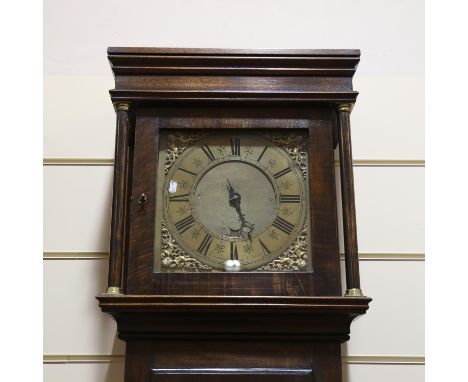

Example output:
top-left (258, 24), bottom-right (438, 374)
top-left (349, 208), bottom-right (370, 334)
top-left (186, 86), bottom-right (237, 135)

top-left (226, 179), bottom-right (243, 216)
top-left (226, 179), bottom-right (254, 241)
top-left (226, 179), bottom-right (241, 207)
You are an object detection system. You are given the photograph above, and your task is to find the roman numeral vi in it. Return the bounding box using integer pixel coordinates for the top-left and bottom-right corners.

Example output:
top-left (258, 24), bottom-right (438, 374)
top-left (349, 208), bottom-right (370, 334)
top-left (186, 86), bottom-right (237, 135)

top-left (230, 242), bottom-right (239, 260)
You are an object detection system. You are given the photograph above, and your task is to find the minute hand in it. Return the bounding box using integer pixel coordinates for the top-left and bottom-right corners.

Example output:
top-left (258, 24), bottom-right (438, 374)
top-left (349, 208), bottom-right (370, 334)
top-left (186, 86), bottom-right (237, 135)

top-left (226, 179), bottom-right (254, 240)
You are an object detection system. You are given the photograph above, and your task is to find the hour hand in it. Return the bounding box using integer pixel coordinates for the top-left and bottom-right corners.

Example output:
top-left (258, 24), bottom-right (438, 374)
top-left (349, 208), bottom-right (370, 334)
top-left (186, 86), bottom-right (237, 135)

top-left (226, 179), bottom-right (241, 207)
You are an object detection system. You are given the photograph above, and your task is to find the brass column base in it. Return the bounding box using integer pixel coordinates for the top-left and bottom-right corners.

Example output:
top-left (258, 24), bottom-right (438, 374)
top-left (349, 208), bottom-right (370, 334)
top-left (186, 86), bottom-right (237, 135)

top-left (105, 286), bottom-right (123, 295)
top-left (345, 288), bottom-right (364, 297)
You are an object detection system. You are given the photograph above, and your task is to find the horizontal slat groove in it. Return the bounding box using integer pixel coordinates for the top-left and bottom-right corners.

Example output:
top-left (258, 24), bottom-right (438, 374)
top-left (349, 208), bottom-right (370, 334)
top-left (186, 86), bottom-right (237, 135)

top-left (342, 355), bottom-right (425, 365)
top-left (43, 355), bottom-right (125, 364)
top-left (43, 158), bottom-right (425, 167)
top-left (43, 158), bottom-right (114, 165)
top-left (350, 159), bottom-right (425, 167)
top-left (43, 252), bottom-right (424, 261)
top-left (43, 252), bottom-right (109, 259)
top-left (43, 354), bottom-right (424, 365)
top-left (341, 253), bottom-right (425, 261)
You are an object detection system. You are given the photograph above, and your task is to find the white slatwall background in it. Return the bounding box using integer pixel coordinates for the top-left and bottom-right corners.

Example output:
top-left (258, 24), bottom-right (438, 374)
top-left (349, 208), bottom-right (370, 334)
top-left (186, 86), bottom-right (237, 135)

top-left (43, 1), bottom-right (424, 381)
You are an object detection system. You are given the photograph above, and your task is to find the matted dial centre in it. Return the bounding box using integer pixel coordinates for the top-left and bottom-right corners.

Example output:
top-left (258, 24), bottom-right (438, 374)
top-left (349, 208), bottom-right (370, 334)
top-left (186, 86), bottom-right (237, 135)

top-left (192, 160), bottom-right (276, 240)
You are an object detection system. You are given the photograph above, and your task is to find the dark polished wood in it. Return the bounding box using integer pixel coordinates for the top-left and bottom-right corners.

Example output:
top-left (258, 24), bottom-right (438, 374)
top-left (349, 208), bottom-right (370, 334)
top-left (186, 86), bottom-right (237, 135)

top-left (107, 103), bottom-right (132, 293)
top-left (107, 47), bottom-right (360, 76)
top-left (98, 295), bottom-right (370, 319)
top-left (308, 121), bottom-right (341, 295)
top-left (128, 341), bottom-right (338, 382)
top-left (100, 48), bottom-right (370, 382)
top-left (337, 105), bottom-right (361, 293)
top-left (97, 295), bottom-right (370, 382)
top-left (108, 48), bottom-right (359, 104)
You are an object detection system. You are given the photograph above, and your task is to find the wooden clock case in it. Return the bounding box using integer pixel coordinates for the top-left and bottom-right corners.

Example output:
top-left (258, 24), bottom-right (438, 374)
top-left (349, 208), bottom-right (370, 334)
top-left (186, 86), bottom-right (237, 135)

top-left (97, 48), bottom-right (371, 382)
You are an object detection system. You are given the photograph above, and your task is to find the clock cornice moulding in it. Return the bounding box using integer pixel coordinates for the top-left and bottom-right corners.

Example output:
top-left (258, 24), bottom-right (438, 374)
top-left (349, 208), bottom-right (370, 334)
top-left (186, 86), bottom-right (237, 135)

top-left (108, 47), bottom-right (359, 104)
top-left (107, 47), bottom-right (360, 76)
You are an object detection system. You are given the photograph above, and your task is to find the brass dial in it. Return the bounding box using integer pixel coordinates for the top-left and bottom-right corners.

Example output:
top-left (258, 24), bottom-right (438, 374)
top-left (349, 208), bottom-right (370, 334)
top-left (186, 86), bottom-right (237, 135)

top-left (160, 131), bottom-right (308, 271)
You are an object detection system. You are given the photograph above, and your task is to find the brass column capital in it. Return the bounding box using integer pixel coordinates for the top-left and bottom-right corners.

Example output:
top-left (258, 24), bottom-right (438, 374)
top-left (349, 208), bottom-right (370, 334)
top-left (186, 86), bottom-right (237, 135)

top-left (337, 103), bottom-right (354, 113)
top-left (113, 102), bottom-right (131, 112)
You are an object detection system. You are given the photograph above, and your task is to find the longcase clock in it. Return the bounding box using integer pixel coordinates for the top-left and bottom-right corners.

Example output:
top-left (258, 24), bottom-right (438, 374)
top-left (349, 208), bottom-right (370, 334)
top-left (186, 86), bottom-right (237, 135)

top-left (97, 48), bottom-right (371, 382)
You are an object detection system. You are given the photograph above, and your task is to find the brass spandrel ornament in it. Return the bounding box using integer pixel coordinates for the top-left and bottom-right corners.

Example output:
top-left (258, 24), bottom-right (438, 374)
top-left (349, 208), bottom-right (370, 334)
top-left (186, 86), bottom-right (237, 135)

top-left (164, 132), bottom-right (209, 174)
top-left (257, 223), bottom-right (309, 272)
top-left (263, 133), bottom-right (308, 179)
top-left (154, 130), bottom-right (312, 272)
top-left (160, 220), bottom-right (213, 272)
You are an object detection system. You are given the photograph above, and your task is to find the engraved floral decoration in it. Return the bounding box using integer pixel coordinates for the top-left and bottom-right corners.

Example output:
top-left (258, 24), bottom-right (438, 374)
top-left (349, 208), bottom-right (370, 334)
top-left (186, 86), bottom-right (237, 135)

top-left (267, 159), bottom-right (277, 169)
top-left (176, 206), bottom-right (190, 216)
top-left (160, 220), bottom-right (212, 272)
top-left (190, 228), bottom-right (201, 240)
top-left (268, 229), bottom-right (279, 240)
top-left (263, 133), bottom-right (308, 179)
top-left (243, 242), bottom-right (253, 254)
top-left (192, 157), bottom-right (203, 168)
top-left (258, 224), bottom-right (308, 272)
top-left (179, 179), bottom-right (190, 190)
top-left (279, 180), bottom-right (292, 190)
top-left (280, 207), bottom-right (292, 218)
top-left (217, 145), bottom-right (228, 157)
top-left (244, 146), bottom-right (254, 157)
top-left (214, 243), bottom-right (225, 255)
top-left (164, 132), bottom-right (209, 174)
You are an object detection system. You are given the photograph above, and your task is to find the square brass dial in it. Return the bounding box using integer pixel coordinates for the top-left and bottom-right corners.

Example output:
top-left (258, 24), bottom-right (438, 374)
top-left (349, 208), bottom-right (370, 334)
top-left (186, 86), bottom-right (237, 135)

top-left (153, 130), bottom-right (312, 273)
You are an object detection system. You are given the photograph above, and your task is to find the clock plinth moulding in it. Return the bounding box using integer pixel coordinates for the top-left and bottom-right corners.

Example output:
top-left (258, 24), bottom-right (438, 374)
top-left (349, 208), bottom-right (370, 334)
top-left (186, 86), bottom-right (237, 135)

top-left (98, 48), bottom-right (371, 382)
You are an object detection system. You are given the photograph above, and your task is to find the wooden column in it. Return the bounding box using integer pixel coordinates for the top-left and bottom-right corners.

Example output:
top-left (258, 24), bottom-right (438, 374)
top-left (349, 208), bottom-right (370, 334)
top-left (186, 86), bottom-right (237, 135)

top-left (106, 102), bottom-right (131, 294)
top-left (337, 103), bottom-right (363, 297)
